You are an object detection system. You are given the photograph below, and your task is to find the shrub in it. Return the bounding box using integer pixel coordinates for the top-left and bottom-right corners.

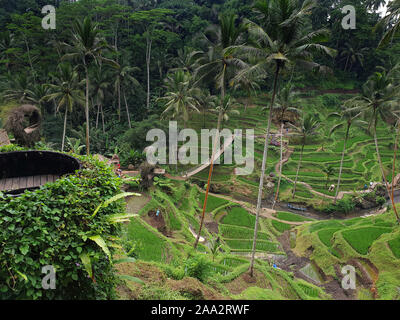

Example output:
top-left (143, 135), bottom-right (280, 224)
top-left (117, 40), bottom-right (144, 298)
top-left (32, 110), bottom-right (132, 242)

top-left (0, 155), bottom-right (124, 299)
top-left (184, 253), bottom-right (212, 283)
top-left (324, 197), bottom-right (355, 214)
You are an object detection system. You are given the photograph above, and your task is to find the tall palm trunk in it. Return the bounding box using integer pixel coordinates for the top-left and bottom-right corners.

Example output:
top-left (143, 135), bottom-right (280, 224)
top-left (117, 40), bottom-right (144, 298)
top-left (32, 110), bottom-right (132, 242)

top-left (96, 104), bottom-right (100, 129)
top-left (62, 107), bottom-right (68, 152)
top-left (374, 127), bottom-right (389, 189)
top-left (272, 122), bottom-right (284, 209)
top-left (292, 142), bottom-right (305, 198)
top-left (249, 64), bottom-right (280, 277)
top-left (194, 111), bottom-right (223, 249)
top-left (85, 65), bottom-right (90, 156)
top-left (118, 82), bottom-right (121, 122)
top-left (335, 124), bottom-right (350, 203)
top-left (372, 126), bottom-right (400, 220)
top-left (194, 68), bottom-right (226, 249)
top-left (101, 105), bottom-right (105, 134)
top-left (146, 33), bottom-right (152, 110)
top-left (123, 91), bottom-right (131, 128)
top-left (391, 121), bottom-right (400, 222)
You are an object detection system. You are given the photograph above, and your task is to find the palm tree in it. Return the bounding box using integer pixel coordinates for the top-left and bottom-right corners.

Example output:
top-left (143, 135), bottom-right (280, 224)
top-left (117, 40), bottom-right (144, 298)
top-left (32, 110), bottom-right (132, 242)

top-left (3, 73), bottom-right (32, 103)
top-left (0, 31), bottom-right (15, 71)
top-left (196, 90), bottom-right (218, 129)
top-left (322, 165), bottom-right (335, 189)
top-left (42, 63), bottom-right (85, 152)
top-left (120, 64), bottom-right (141, 128)
top-left (211, 94), bottom-right (240, 123)
top-left (195, 14), bottom-right (247, 100)
top-left (339, 42), bottom-right (366, 72)
top-left (193, 13), bottom-right (248, 249)
top-left (158, 70), bottom-right (200, 129)
top-left (91, 68), bottom-right (110, 133)
top-left (352, 67), bottom-right (400, 222)
top-left (271, 83), bottom-right (300, 208)
top-left (62, 17), bottom-right (117, 155)
top-left (328, 104), bottom-right (366, 203)
top-left (237, 0), bottom-right (335, 276)
top-left (290, 113), bottom-right (320, 198)
top-left (375, 0), bottom-right (400, 48)
top-left (26, 84), bottom-right (51, 115)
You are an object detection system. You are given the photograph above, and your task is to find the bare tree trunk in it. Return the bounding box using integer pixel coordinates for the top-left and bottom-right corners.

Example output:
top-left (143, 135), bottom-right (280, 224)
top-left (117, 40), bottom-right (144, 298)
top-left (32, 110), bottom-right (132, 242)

top-left (96, 104), bottom-right (100, 129)
top-left (62, 107), bottom-right (67, 152)
top-left (118, 82), bottom-right (121, 122)
top-left (146, 33), bottom-right (152, 110)
top-left (194, 70), bottom-right (226, 249)
top-left (292, 143), bottom-right (304, 198)
top-left (84, 65), bottom-right (90, 156)
top-left (334, 124), bottom-right (350, 203)
top-left (101, 105), bottom-right (105, 134)
top-left (249, 64), bottom-right (280, 277)
top-left (123, 91), bottom-right (131, 128)
top-left (194, 112), bottom-right (223, 249)
top-left (272, 122), bottom-right (284, 209)
top-left (391, 121), bottom-right (400, 222)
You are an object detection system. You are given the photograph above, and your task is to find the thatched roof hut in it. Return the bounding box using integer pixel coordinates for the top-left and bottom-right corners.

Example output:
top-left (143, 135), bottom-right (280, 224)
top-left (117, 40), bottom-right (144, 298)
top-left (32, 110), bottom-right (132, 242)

top-left (4, 104), bottom-right (42, 147)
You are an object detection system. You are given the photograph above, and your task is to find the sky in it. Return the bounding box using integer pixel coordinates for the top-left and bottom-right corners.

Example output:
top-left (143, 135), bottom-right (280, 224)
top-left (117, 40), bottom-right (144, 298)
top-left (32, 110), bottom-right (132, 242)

top-left (377, 1), bottom-right (388, 16)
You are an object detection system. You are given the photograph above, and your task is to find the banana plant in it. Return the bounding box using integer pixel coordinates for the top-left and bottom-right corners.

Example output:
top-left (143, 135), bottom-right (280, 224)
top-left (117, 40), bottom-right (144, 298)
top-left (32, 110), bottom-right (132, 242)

top-left (79, 192), bottom-right (143, 284)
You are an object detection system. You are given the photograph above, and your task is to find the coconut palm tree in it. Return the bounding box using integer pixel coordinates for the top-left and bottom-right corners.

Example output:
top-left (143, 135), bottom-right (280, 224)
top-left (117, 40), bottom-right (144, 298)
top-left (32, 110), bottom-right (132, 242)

top-left (91, 68), bottom-right (110, 133)
top-left (351, 67), bottom-right (400, 222)
top-left (0, 31), bottom-right (15, 71)
top-left (62, 17), bottom-right (117, 155)
top-left (193, 13), bottom-right (248, 249)
top-left (211, 94), bottom-right (240, 123)
top-left (3, 73), bottom-right (32, 103)
top-left (237, 0), bottom-right (335, 276)
top-left (42, 63), bottom-right (85, 152)
top-left (290, 113), bottom-right (320, 198)
top-left (113, 62), bottom-right (140, 126)
top-left (375, 0), bottom-right (400, 48)
top-left (339, 42), bottom-right (366, 72)
top-left (158, 70), bottom-right (200, 129)
top-left (196, 90), bottom-right (218, 129)
top-left (322, 165), bottom-right (335, 189)
top-left (271, 83), bottom-right (301, 208)
top-left (120, 65), bottom-right (141, 129)
top-left (328, 104), bottom-right (366, 203)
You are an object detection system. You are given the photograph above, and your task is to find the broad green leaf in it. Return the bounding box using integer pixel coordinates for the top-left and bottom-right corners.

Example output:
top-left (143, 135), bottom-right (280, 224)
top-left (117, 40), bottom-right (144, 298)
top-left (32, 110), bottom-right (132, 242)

top-left (79, 253), bottom-right (92, 278)
top-left (16, 270), bottom-right (28, 282)
top-left (88, 235), bottom-right (111, 260)
top-left (113, 257), bottom-right (136, 264)
top-left (20, 245), bottom-right (29, 255)
top-left (91, 192), bottom-right (140, 218)
top-left (118, 274), bottom-right (144, 284)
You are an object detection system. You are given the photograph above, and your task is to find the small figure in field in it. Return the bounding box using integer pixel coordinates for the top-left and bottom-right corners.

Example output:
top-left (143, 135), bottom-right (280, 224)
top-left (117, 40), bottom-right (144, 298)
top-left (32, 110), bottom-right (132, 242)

top-left (328, 184), bottom-right (335, 192)
top-left (156, 209), bottom-right (160, 217)
top-left (111, 154), bottom-right (122, 177)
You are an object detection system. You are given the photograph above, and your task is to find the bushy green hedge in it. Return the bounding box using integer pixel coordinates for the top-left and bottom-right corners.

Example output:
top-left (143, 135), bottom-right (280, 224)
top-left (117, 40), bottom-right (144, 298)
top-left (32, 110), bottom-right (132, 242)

top-left (0, 154), bottom-right (125, 300)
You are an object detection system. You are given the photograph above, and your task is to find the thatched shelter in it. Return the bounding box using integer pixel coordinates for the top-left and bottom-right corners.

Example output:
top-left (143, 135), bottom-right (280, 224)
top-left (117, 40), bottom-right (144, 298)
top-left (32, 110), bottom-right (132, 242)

top-left (4, 104), bottom-right (42, 147)
top-left (0, 129), bottom-right (10, 146)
